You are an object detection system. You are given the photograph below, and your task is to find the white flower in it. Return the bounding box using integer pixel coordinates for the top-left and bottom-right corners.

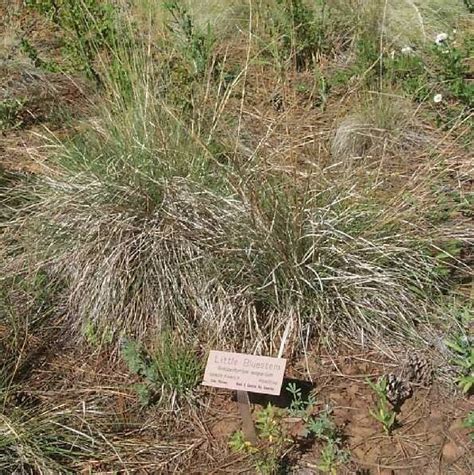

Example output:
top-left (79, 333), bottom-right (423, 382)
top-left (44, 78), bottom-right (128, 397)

top-left (435, 33), bottom-right (448, 45)
top-left (433, 94), bottom-right (443, 103)
top-left (401, 46), bottom-right (414, 55)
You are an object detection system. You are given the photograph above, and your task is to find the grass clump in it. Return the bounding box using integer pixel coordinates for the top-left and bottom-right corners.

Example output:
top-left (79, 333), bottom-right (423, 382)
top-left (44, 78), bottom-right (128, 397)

top-left (0, 381), bottom-right (101, 474)
top-left (0, 94), bottom-right (445, 350)
top-left (0, 0), bottom-right (461, 356)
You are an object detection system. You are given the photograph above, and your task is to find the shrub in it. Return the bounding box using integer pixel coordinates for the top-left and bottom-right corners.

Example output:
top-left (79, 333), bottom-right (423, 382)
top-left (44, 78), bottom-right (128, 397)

top-left (24, 0), bottom-right (123, 84)
top-left (164, 1), bottom-right (216, 78)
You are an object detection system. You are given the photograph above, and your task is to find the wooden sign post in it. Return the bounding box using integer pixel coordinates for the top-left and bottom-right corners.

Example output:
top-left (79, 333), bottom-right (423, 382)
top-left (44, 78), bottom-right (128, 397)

top-left (236, 389), bottom-right (258, 444)
top-left (202, 351), bottom-right (287, 443)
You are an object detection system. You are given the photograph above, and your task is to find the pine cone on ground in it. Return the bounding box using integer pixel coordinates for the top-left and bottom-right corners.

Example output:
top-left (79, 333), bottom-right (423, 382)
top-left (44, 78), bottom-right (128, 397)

top-left (383, 373), bottom-right (413, 407)
top-left (404, 353), bottom-right (433, 386)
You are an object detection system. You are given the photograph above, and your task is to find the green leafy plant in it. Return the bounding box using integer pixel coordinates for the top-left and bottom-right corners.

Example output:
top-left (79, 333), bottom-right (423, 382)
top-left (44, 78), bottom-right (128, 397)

top-left (431, 38), bottom-right (473, 107)
top-left (229, 429), bottom-right (258, 454)
top-left (463, 411), bottom-right (474, 441)
top-left (446, 336), bottom-right (473, 394)
top-left (286, 383), bottom-right (336, 440)
top-left (307, 408), bottom-right (337, 441)
top-left (384, 52), bottom-right (430, 101)
top-left (0, 98), bottom-right (26, 130)
top-left (286, 383), bottom-right (349, 471)
top-left (121, 335), bottom-right (202, 406)
top-left (287, 382), bottom-right (316, 418)
top-left (163, 1), bottom-right (215, 78)
top-left (317, 439), bottom-right (350, 474)
top-left (367, 376), bottom-right (396, 435)
top-left (229, 403), bottom-right (291, 475)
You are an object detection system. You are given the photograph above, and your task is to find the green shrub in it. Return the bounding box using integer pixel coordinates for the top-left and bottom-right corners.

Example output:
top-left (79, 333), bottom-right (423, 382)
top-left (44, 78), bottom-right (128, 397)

top-left (164, 1), bottom-right (216, 78)
top-left (24, 0), bottom-right (122, 84)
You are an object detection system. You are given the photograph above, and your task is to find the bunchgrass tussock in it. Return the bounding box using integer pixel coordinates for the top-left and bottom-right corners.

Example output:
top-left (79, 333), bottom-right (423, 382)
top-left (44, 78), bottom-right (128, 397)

top-left (1, 120), bottom-right (444, 352)
top-left (0, 379), bottom-right (101, 474)
top-left (331, 93), bottom-right (433, 160)
top-left (0, 1), bottom-right (455, 356)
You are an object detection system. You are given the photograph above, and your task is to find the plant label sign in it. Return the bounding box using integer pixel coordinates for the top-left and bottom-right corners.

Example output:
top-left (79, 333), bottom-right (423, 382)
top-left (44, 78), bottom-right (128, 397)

top-left (202, 350), bottom-right (287, 395)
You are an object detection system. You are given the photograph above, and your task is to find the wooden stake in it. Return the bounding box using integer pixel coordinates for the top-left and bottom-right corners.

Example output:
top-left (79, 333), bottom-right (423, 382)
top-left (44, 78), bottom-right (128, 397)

top-left (236, 390), bottom-right (257, 445)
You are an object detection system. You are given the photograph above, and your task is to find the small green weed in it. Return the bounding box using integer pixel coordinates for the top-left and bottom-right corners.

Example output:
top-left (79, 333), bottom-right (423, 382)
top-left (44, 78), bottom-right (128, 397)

top-left (286, 382), bottom-right (316, 419)
top-left (433, 239), bottom-right (463, 278)
top-left (286, 382), bottom-right (337, 440)
top-left (229, 403), bottom-right (290, 475)
top-left (83, 319), bottom-right (113, 347)
top-left (463, 411), bottom-right (474, 440)
top-left (317, 439), bottom-right (350, 474)
top-left (287, 383), bottom-right (348, 472)
top-left (230, 384), bottom-right (349, 473)
top-left (121, 335), bottom-right (202, 406)
top-left (446, 335), bottom-right (473, 394)
top-left (0, 98), bottom-right (26, 130)
top-left (445, 302), bottom-right (473, 394)
top-left (367, 376), bottom-right (397, 435)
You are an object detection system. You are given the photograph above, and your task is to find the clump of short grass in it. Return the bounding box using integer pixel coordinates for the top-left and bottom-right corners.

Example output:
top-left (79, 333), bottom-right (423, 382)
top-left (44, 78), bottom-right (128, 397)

top-left (0, 376), bottom-right (102, 474)
top-left (331, 93), bottom-right (433, 160)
